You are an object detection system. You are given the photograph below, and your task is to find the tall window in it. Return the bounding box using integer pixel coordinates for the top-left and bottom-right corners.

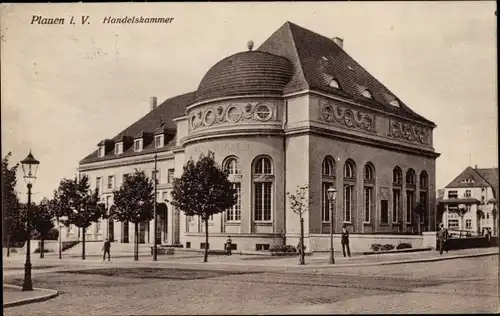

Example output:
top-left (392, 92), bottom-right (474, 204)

top-left (322, 156), bottom-right (335, 223)
top-left (392, 167), bottom-right (402, 223)
top-left (155, 135), bottom-right (164, 149)
top-left (419, 171), bottom-right (428, 226)
top-left (167, 169), bottom-right (175, 184)
top-left (343, 159), bottom-right (356, 223)
top-left (253, 156), bottom-right (273, 222)
top-left (107, 175), bottom-right (114, 190)
top-left (224, 157), bottom-right (242, 222)
top-left (363, 163), bottom-right (375, 223)
top-left (96, 177), bottom-right (101, 195)
top-left (405, 169), bottom-right (416, 223)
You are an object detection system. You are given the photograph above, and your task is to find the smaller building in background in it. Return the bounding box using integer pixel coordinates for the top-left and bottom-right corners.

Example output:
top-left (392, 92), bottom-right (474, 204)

top-left (439, 165), bottom-right (498, 235)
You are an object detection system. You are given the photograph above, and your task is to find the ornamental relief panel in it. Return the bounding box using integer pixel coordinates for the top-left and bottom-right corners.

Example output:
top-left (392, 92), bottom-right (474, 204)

top-left (320, 101), bottom-right (376, 133)
top-left (190, 102), bottom-right (276, 131)
top-left (387, 119), bottom-right (429, 145)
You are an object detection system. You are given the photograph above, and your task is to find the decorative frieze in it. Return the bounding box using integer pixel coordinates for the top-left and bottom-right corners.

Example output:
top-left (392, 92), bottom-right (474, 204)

top-left (387, 120), bottom-right (429, 145)
top-left (190, 102), bottom-right (276, 130)
top-left (320, 102), bottom-right (376, 133)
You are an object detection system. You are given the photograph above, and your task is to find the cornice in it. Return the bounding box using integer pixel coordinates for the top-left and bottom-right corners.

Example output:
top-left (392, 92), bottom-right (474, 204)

top-left (79, 150), bottom-right (176, 172)
top-left (285, 125), bottom-right (440, 159)
top-left (283, 89), bottom-right (436, 128)
top-left (181, 128), bottom-right (285, 147)
top-left (185, 94), bottom-right (284, 111)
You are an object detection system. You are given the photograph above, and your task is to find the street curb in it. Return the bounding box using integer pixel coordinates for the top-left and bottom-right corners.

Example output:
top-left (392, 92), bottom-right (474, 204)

top-left (3, 284), bottom-right (59, 308)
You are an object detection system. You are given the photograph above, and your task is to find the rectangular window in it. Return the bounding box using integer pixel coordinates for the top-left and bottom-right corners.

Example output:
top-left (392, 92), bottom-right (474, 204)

top-left (465, 219), bottom-right (472, 229)
top-left (155, 135), bottom-right (163, 149)
top-left (322, 182), bottom-right (331, 222)
top-left (167, 169), bottom-right (175, 184)
top-left (363, 186), bottom-right (373, 223)
top-left (96, 219), bottom-right (101, 234)
top-left (392, 189), bottom-right (400, 223)
top-left (96, 177), bottom-right (101, 195)
top-left (255, 182), bottom-right (272, 221)
top-left (162, 191), bottom-right (169, 202)
top-left (226, 183), bottom-right (241, 221)
top-left (343, 184), bottom-right (353, 222)
top-left (107, 176), bottom-right (115, 189)
top-left (98, 146), bottom-right (105, 157)
top-left (448, 190), bottom-right (458, 199)
top-left (380, 200), bottom-right (389, 224)
top-left (465, 190), bottom-right (471, 198)
top-left (448, 219), bottom-right (459, 228)
top-left (134, 139), bottom-right (142, 152)
top-left (406, 190), bottom-right (414, 223)
top-left (114, 143), bottom-right (122, 155)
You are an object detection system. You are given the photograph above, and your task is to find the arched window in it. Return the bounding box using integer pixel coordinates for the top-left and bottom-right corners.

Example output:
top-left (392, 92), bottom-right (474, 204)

top-left (254, 157), bottom-right (272, 175)
top-left (363, 163), bottom-right (375, 223)
top-left (224, 157), bottom-right (240, 175)
top-left (392, 167), bottom-right (403, 224)
top-left (343, 159), bottom-right (356, 223)
top-left (224, 157), bottom-right (241, 222)
top-left (322, 156), bottom-right (336, 223)
top-left (419, 171), bottom-right (428, 189)
top-left (329, 79), bottom-right (340, 89)
top-left (253, 156), bottom-right (274, 222)
top-left (362, 89), bottom-right (373, 99)
top-left (405, 169), bottom-right (416, 224)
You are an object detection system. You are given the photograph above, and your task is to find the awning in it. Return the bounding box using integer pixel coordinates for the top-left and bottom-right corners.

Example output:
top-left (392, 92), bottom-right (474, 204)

top-left (441, 198), bottom-right (481, 205)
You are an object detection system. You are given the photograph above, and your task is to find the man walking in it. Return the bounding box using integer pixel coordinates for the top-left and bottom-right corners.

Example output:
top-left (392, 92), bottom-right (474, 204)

top-left (102, 238), bottom-right (111, 261)
top-left (341, 224), bottom-right (351, 257)
top-left (225, 235), bottom-right (232, 256)
top-left (437, 223), bottom-right (449, 255)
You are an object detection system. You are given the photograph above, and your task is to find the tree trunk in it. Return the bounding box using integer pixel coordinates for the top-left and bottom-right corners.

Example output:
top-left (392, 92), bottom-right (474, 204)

top-left (203, 219), bottom-right (209, 263)
top-left (6, 234), bottom-right (11, 257)
top-left (300, 216), bottom-right (305, 265)
top-left (82, 227), bottom-right (86, 260)
top-left (40, 237), bottom-right (44, 259)
top-left (134, 222), bottom-right (139, 261)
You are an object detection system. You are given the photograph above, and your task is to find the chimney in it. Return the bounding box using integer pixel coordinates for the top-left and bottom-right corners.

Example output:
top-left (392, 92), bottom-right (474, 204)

top-left (475, 164), bottom-right (478, 169)
top-left (332, 37), bottom-right (344, 49)
top-left (150, 96), bottom-right (158, 111)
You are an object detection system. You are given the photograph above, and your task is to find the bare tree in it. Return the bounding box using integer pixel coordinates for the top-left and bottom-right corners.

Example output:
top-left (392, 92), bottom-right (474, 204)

top-left (286, 184), bottom-right (311, 265)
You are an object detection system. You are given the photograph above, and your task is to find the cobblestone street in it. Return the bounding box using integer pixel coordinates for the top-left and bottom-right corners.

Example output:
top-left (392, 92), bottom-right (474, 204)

top-left (3, 255), bottom-right (498, 315)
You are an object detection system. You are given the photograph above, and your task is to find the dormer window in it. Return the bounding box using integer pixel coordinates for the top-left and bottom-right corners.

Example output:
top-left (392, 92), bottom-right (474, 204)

top-left (134, 139), bottom-right (143, 152)
top-left (362, 89), bottom-right (373, 99)
top-left (155, 135), bottom-right (164, 149)
top-left (390, 100), bottom-right (400, 107)
top-left (98, 146), bottom-right (105, 158)
top-left (114, 142), bottom-right (123, 155)
top-left (329, 79), bottom-right (340, 89)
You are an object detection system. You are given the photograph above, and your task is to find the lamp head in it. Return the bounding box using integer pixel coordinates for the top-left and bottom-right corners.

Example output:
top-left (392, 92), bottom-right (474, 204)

top-left (326, 186), bottom-right (337, 201)
top-left (21, 150), bottom-right (40, 185)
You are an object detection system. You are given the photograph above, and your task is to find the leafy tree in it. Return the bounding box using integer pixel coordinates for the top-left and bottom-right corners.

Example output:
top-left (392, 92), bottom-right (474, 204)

top-left (32, 198), bottom-right (56, 258)
top-left (492, 208), bottom-right (497, 236)
top-left (54, 175), bottom-right (106, 259)
top-left (436, 202), bottom-right (446, 230)
top-left (112, 170), bottom-right (154, 261)
top-left (286, 184), bottom-right (311, 265)
top-left (2, 152), bottom-right (22, 256)
top-left (171, 151), bottom-right (236, 263)
top-left (413, 200), bottom-right (425, 235)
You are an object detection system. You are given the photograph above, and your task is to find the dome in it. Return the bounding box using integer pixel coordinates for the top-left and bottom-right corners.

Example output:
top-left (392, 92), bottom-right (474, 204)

top-left (193, 51), bottom-right (294, 104)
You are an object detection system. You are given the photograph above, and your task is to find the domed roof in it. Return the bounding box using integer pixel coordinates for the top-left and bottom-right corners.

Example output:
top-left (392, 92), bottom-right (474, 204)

top-left (193, 51), bottom-right (294, 103)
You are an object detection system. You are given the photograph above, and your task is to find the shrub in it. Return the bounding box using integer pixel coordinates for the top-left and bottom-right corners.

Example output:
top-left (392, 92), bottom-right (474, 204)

top-left (370, 243), bottom-right (382, 252)
top-left (46, 228), bottom-right (59, 240)
top-left (381, 244), bottom-right (395, 251)
top-left (34, 248), bottom-right (52, 253)
top-left (10, 248), bottom-right (18, 253)
top-left (269, 244), bottom-right (297, 253)
top-left (62, 241), bottom-right (79, 251)
top-left (396, 243), bottom-right (412, 250)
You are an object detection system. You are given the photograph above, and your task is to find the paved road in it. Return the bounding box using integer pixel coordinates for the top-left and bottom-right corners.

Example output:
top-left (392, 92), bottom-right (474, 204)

top-left (4, 255), bottom-right (498, 315)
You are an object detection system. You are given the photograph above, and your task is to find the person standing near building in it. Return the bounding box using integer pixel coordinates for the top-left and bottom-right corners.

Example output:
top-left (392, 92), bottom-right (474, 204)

top-left (437, 223), bottom-right (449, 255)
top-left (341, 224), bottom-right (351, 257)
top-left (225, 235), bottom-right (232, 256)
top-left (102, 238), bottom-right (111, 261)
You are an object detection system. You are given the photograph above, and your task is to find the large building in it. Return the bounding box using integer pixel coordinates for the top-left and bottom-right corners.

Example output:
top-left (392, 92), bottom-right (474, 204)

top-left (439, 166), bottom-right (498, 235)
top-left (70, 22), bottom-right (440, 252)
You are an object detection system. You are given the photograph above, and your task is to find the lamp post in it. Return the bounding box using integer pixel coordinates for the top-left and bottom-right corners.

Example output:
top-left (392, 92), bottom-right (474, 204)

top-left (58, 216), bottom-right (68, 259)
top-left (326, 186), bottom-right (337, 265)
top-left (20, 151), bottom-right (40, 291)
top-left (153, 153), bottom-right (158, 261)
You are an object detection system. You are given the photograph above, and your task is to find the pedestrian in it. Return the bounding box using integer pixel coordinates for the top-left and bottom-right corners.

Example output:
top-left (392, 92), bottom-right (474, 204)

top-left (102, 238), bottom-right (111, 261)
top-left (341, 224), bottom-right (351, 257)
top-left (225, 235), bottom-right (232, 256)
top-left (437, 223), bottom-right (448, 255)
top-left (485, 228), bottom-right (492, 243)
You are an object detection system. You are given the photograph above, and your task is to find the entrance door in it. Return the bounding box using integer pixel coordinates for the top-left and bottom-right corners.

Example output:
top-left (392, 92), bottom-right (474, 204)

top-left (108, 220), bottom-right (114, 241)
top-left (139, 222), bottom-right (146, 244)
top-left (122, 221), bottom-right (129, 243)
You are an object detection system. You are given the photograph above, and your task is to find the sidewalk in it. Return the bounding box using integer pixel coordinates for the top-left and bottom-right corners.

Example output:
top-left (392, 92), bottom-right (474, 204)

top-left (4, 247), bottom-right (498, 274)
top-left (3, 284), bottom-right (59, 308)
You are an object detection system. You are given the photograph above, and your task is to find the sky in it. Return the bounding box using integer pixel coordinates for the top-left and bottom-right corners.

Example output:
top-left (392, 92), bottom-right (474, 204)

top-left (1, 2), bottom-right (497, 203)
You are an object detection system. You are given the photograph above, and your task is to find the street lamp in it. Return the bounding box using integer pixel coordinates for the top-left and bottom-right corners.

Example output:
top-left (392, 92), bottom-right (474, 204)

top-left (326, 186), bottom-right (337, 265)
top-left (58, 216), bottom-right (68, 259)
top-left (20, 150), bottom-right (40, 291)
top-left (153, 153), bottom-right (158, 261)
